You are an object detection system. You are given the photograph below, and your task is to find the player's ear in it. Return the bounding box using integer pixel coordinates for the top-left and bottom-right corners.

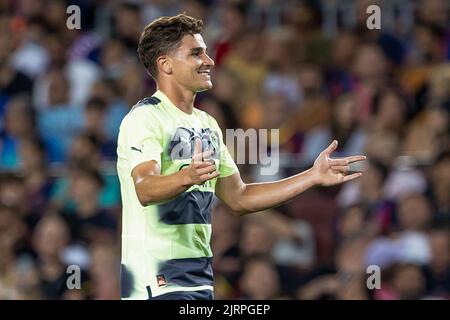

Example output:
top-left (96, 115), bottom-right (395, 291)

top-left (157, 56), bottom-right (172, 75)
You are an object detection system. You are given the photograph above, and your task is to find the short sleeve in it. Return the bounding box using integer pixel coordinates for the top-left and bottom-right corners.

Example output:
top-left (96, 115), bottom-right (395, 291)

top-left (123, 110), bottom-right (164, 171)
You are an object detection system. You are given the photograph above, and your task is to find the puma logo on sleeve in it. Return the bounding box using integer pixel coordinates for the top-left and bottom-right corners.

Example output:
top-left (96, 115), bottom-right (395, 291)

top-left (131, 146), bottom-right (143, 153)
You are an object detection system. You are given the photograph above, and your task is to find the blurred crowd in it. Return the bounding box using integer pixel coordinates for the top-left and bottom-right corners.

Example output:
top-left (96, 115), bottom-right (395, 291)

top-left (0, 0), bottom-right (449, 300)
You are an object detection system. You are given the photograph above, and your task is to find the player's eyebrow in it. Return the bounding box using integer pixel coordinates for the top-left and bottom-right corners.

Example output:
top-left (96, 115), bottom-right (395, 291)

top-left (190, 47), bottom-right (207, 54)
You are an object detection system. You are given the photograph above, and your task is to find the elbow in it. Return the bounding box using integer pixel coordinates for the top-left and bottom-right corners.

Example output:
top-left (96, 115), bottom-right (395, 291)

top-left (136, 193), bottom-right (150, 207)
top-left (228, 199), bottom-right (252, 216)
top-left (226, 185), bottom-right (253, 215)
top-left (228, 203), bottom-right (243, 215)
top-left (135, 189), bottom-right (157, 207)
top-left (233, 208), bottom-right (250, 216)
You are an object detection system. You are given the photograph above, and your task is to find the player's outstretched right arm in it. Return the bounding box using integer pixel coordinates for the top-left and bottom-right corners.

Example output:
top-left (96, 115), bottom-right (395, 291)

top-left (131, 139), bottom-right (219, 206)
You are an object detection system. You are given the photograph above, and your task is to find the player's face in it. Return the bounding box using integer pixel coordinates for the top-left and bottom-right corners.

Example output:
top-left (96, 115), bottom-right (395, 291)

top-left (169, 34), bottom-right (215, 92)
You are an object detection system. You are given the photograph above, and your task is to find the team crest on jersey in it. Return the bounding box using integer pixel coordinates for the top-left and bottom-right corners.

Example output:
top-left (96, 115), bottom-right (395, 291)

top-left (156, 274), bottom-right (167, 286)
top-left (169, 127), bottom-right (220, 160)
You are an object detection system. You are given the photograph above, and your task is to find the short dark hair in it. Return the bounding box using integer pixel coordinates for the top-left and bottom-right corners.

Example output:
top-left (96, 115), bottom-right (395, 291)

top-left (137, 14), bottom-right (203, 79)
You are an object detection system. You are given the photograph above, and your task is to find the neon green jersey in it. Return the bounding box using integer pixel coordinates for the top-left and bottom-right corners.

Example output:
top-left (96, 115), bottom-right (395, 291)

top-left (117, 90), bottom-right (238, 299)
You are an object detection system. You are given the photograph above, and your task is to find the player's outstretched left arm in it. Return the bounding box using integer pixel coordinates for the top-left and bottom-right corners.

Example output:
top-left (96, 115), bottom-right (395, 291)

top-left (215, 140), bottom-right (366, 215)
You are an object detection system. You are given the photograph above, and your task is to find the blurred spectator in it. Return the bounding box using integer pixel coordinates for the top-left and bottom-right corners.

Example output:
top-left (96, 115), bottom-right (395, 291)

top-left (36, 67), bottom-right (83, 162)
top-left (68, 133), bottom-right (102, 169)
top-left (371, 89), bottom-right (409, 136)
top-left (239, 213), bottom-right (276, 259)
top-left (262, 27), bottom-right (302, 106)
top-left (50, 132), bottom-right (121, 211)
top-left (427, 151), bottom-right (450, 224)
top-left (113, 2), bottom-right (142, 51)
top-left (88, 243), bottom-right (120, 299)
top-left (0, 95), bottom-right (37, 170)
top-left (337, 159), bottom-right (394, 233)
top-left (396, 192), bottom-right (433, 232)
top-left (99, 39), bottom-right (128, 81)
top-left (222, 30), bottom-right (267, 107)
top-left (352, 42), bottom-right (391, 125)
top-left (0, 23), bottom-right (33, 105)
top-left (375, 262), bottom-right (427, 300)
top-left (238, 254), bottom-right (284, 300)
top-left (403, 103), bottom-right (449, 162)
top-left (88, 78), bottom-right (129, 142)
top-left (326, 32), bottom-right (358, 99)
top-left (303, 93), bottom-right (366, 164)
top-left (297, 235), bottom-right (371, 300)
top-left (213, 1), bottom-right (249, 67)
top-left (0, 205), bottom-right (28, 299)
top-left (58, 166), bottom-right (116, 245)
top-left (19, 136), bottom-right (53, 217)
top-left (336, 204), bottom-right (373, 241)
top-left (31, 213), bottom-right (72, 299)
top-left (211, 202), bottom-right (240, 275)
top-left (83, 98), bottom-right (117, 159)
top-left (425, 227), bottom-right (450, 298)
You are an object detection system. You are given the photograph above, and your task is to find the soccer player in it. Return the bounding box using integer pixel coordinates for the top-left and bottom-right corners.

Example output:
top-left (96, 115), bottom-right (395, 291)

top-left (117, 14), bottom-right (366, 300)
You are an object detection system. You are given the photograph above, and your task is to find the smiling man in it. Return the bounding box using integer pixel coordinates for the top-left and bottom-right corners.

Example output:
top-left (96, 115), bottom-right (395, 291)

top-left (117, 14), bottom-right (366, 300)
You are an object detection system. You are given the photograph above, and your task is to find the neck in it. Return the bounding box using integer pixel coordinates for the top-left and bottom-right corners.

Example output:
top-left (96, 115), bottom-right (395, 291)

top-left (157, 82), bottom-right (196, 114)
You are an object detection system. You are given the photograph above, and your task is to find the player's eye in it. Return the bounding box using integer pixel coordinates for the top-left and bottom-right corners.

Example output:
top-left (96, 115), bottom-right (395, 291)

top-left (191, 49), bottom-right (204, 57)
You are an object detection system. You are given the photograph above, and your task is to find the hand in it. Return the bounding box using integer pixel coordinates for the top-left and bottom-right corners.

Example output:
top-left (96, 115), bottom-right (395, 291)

top-left (183, 138), bottom-right (220, 186)
top-left (311, 140), bottom-right (366, 187)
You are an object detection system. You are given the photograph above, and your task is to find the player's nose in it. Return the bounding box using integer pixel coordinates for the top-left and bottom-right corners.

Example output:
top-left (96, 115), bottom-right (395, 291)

top-left (203, 53), bottom-right (215, 67)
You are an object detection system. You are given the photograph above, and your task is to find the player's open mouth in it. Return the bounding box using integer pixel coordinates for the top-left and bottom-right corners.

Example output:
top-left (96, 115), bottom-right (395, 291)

top-left (198, 70), bottom-right (210, 75)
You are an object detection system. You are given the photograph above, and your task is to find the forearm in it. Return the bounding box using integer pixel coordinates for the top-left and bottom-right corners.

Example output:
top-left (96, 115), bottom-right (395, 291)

top-left (135, 169), bottom-right (191, 205)
top-left (236, 168), bottom-right (319, 214)
top-left (218, 140), bottom-right (366, 215)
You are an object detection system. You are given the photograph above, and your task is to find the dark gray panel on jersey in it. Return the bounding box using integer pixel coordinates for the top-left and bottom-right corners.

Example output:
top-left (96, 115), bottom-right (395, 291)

top-left (157, 257), bottom-right (213, 288)
top-left (130, 96), bottom-right (161, 112)
top-left (157, 191), bottom-right (214, 224)
top-left (120, 264), bottom-right (134, 298)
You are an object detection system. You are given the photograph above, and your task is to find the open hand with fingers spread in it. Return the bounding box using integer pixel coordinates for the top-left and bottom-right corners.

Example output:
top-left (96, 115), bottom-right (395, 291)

top-left (184, 138), bottom-right (220, 186)
top-left (311, 140), bottom-right (366, 187)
